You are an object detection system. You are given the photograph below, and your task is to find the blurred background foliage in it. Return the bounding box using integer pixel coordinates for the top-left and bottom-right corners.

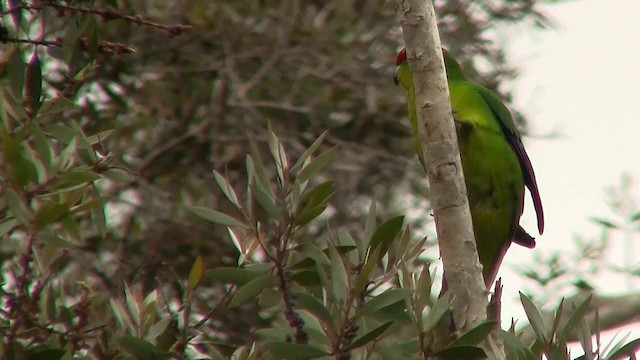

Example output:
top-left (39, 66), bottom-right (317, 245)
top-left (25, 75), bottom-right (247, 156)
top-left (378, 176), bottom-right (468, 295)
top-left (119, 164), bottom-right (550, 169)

top-left (3, 0), bottom-right (639, 358)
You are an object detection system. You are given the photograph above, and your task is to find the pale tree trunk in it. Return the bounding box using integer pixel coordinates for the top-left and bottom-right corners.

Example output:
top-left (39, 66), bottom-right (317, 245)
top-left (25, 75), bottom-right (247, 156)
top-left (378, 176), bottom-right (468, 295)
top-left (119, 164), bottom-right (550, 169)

top-left (395, 0), bottom-right (486, 330)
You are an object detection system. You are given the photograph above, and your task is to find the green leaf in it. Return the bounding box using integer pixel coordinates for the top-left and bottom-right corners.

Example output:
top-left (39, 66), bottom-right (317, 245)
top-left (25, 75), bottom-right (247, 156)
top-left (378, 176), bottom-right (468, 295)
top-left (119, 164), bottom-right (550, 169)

top-left (7, 47), bottom-right (25, 98)
top-left (415, 263), bottom-right (432, 313)
top-left (353, 245), bottom-right (382, 294)
top-left (347, 321), bottom-right (394, 350)
top-left (329, 246), bottom-right (348, 301)
top-left (258, 288), bottom-right (280, 309)
top-left (356, 289), bottom-right (413, 318)
top-left (147, 318), bottom-right (171, 341)
top-left (0, 218), bottom-right (19, 238)
top-left (300, 243), bottom-right (331, 266)
top-left (37, 98), bottom-right (75, 117)
top-left (213, 169), bottom-right (241, 208)
top-left (34, 202), bottom-right (70, 230)
top-left (7, 1), bottom-right (24, 31)
top-left (295, 181), bottom-right (333, 225)
top-left (519, 292), bottom-right (548, 344)
top-left (264, 342), bottom-right (329, 359)
top-left (363, 201), bottom-right (377, 243)
top-left (86, 129), bottom-right (114, 145)
top-left (188, 256), bottom-right (204, 291)
top-left (558, 296), bottom-right (591, 341)
top-left (501, 330), bottom-right (537, 360)
top-left (291, 291), bottom-right (334, 331)
top-left (208, 266), bottom-right (269, 285)
top-left (27, 122), bottom-right (53, 171)
top-left (291, 130), bottom-right (329, 173)
top-left (248, 141), bottom-right (274, 196)
top-left (369, 215), bottom-right (405, 255)
top-left (451, 321), bottom-right (498, 347)
top-left (605, 338), bottom-right (640, 360)
top-left (229, 275), bottom-right (273, 308)
top-left (590, 217), bottom-right (617, 229)
top-left (423, 290), bottom-right (453, 332)
top-left (25, 49), bottom-right (42, 114)
top-left (434, 345), bottom-right (486, 359)
top-left (117, 335), bottom-right (158, 359)
top-left (296, 146), bottom-right (338, 183)
top-left (251, 181), bottom-right (280, 219)
top-left (27, 348), bottom-right (66, 360)
top-left (4, 188), bottom-right (32, 225)
top-left (189, 206), bottom-right (247, 228)
top-left (267, 126), bottom-right (288, 185)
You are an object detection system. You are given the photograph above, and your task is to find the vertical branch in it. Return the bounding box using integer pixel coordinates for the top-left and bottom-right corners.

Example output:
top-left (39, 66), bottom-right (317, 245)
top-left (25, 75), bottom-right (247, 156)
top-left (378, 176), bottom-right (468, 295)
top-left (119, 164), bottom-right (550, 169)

top-left (395, 0), bottom-right (487, 329)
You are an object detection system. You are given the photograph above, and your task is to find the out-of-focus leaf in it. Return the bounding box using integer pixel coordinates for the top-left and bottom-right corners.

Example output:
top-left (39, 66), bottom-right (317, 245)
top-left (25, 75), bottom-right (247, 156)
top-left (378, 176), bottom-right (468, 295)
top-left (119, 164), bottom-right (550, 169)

top-left (7, 47), bottom-right (25, 97)
top-left (117, 335), bottom-right (158, 359)
top-left (605, 338), bottom-right (640, 360)
top-left (214, 169), bottom-right (242, 208)
top-left (501, 330), bottom-right (537, 360)
top-left (558, 296), bottom-right (591, 341)
top-left (229, 275), bottom-right (273, 308)
top-left (589, 217), bottom-right (617, 229)
top-left (251, 181), bottom-right (280, 219)
top-left (519, 292), bottom-right (548, 344)
top-left (264, 342), bottom-right (329, 359)
top-left (37, 98), bottom-right (75, 117)
top-left (369, 215), bottom-right (404, 256)
top-left (347, 321), bottom-right (394, 350)
top-left (208, 266), bottom-right (269, 285)
top-left (25, 49), bottom-right (42, 114)
top-left (434, 345), bottom-right (486, 359)
top-left (295, 181), bottom-right (333, 225)
top-left (363, 201), bottom-right (377, 243)
top-left (7, 0), bottom-right (24, 30)
top-left (188, 256), bottom-right (204, 291)
top-left (329, 246), bottom-right (348, 301)
top-left (423, 290), bottom-right (453, 332)
top-left (0, 218), bottom-right (19, 238)
top-left (34, 202), bottom-right (70, 230)
top-left (27, 348), bottom-right (66, 360)
top-left (189, 206), bottom-right (247, 228)
top-left (296, 146), bottom-right (338, 183)
top-left (258, 288), bottom-right (280, 309)
top-left (86, 129), bottom-right (114, 145)
top-left (147, 318), bottom-right (171, 341)
top-left (356, 289), bottom-right (413, 318)
top-left (451, 321), bottom-right (498, 347)
top-left (291, 291), bottom-right (334, 331)
top-left (353, 245), bottom-right (382, 295)
top-left (291, 130), bottom-right (328, 173)
top-left (4, 188), bottom-right (32, 225)
top-left (27, 122), bottom-right (53, 172)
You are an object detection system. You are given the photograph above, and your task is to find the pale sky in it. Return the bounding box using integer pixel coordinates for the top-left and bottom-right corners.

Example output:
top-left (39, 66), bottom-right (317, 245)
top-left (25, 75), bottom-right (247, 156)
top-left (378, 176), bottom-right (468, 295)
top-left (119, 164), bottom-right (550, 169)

top-left (495, 0), bottom-right (640, 354)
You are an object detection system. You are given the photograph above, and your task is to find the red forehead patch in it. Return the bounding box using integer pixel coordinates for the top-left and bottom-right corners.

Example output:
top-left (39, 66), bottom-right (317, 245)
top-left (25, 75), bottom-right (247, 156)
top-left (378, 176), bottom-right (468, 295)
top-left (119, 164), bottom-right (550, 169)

top-left (395, 48), bottom-right (407, 66)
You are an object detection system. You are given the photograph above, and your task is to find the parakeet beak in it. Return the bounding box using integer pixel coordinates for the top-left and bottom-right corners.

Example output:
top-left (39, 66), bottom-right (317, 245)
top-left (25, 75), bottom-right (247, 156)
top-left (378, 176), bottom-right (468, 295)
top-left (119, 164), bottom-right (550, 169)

top-left (393, 67), bottom-right (399, 85)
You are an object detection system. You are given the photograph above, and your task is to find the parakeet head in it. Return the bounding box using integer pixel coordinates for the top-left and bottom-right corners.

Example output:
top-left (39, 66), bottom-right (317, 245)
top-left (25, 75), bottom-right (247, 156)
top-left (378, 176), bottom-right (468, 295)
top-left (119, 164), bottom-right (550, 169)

top-left (393, 48), bottom-right (412, 92)
top-left (393, 47), bottom-right (466, 85)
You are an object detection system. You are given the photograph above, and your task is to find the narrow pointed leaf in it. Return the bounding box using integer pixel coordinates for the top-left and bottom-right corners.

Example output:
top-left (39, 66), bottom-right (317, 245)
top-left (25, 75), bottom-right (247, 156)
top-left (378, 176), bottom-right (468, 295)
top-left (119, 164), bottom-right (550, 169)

top-left (188, 256), bottom-right (204, 291)
top-left (190, 206), bottom-right (247, 228)
top-left (519, 292), bottom-right (548, 343)
top-left (229, 275), bottom-right (273, 308)
top-left (347, 321), bottom-right (394, 350)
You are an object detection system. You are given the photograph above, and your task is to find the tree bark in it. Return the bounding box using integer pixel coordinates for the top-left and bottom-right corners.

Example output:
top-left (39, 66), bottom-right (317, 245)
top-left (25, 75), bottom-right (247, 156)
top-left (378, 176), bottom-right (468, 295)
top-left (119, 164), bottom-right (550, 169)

top-left (395, 0), bottom-right (487, 330)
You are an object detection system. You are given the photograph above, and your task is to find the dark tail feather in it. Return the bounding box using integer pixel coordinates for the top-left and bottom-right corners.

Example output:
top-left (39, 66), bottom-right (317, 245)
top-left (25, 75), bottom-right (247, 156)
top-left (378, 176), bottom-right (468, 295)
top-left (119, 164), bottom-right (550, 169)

top-left (513, 226), bottom-right (536, 248)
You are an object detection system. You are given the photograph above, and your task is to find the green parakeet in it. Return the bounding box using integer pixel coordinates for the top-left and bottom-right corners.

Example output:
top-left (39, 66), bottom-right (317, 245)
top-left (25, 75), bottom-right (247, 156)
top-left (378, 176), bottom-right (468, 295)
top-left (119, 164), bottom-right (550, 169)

top-left (394, 48), bottom-right (544, 287)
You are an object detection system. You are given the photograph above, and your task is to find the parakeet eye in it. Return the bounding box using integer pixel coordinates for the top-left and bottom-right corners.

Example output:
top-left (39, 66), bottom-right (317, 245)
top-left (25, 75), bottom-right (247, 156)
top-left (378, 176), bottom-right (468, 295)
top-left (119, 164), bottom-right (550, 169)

top-left (395, 48), bottom-right (407, 66)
